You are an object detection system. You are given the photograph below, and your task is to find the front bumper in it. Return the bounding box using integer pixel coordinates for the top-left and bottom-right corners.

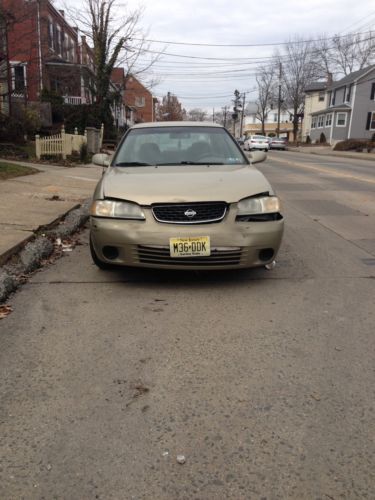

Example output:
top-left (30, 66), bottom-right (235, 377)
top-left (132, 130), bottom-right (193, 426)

top-left (90, 205), bottom-right (284, 270)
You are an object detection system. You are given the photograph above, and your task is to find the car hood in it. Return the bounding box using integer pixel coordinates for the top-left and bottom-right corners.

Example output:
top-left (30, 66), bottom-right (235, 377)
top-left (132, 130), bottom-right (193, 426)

top-left (101, 164), bottom-right (273, 205)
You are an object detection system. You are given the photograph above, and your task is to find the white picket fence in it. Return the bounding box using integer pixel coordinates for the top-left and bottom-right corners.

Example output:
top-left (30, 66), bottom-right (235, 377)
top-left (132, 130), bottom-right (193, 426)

top-left (35, 124), bottom-right (104, 159)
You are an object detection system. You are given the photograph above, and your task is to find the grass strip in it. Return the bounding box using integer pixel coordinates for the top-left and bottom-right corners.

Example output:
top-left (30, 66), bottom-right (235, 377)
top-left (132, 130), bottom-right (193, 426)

top-left (0, 162), bottom-right (39, 180)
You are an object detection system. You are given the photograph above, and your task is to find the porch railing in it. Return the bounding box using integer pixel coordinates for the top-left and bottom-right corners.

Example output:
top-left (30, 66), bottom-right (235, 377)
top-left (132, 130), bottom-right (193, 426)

top-left (63, 96), bottom-right (87, 105)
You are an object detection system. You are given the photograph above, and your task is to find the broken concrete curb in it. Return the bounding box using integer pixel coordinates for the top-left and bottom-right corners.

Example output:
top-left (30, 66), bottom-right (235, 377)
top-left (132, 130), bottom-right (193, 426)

top-left (0, 271), bottom-right (18, 304)
top-left (0, 199), bottom-right (91, 304)
top-left (20, 238), bottom-right (54, 274)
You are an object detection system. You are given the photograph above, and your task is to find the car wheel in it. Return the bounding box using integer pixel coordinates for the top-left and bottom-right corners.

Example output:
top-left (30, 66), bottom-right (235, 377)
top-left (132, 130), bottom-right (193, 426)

top-left (90, 236), bottom-right (115, 270)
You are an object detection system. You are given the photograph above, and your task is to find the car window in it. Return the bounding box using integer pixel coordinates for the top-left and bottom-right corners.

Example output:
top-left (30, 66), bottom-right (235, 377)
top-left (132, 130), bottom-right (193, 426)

top-left (113, 126), bottom-right (248, 166)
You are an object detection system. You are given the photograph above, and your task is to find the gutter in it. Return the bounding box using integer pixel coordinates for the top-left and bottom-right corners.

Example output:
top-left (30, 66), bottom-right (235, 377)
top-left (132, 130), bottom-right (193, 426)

top-left (347, 83), bottom-right (357, 139)
top-left (36, 0), bottom-right (43, 94)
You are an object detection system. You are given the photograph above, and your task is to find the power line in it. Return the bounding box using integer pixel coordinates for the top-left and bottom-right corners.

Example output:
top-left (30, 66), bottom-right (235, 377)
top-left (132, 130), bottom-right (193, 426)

top-left (134, 34), bottom-right (375, 63)
top-left (131, 29), bottom-right (374, 48)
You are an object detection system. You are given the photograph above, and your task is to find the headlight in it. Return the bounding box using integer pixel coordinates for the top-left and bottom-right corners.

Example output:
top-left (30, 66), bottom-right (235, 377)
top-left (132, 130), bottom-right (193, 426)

top-left (237, 196), bottom-right (280, 215)
top-left (90, 200), bottom-right (145, 220)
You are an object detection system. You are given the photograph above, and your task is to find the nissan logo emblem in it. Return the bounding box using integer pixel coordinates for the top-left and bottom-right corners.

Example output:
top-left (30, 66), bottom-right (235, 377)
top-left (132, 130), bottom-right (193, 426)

top-left (184, 209), bottom-right (197, 218)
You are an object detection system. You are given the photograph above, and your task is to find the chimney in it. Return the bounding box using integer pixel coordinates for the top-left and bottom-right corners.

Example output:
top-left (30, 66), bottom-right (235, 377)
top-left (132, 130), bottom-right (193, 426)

top-left (327, 72), bottom-right (333, 86)
top-left (59, 10), bottom-right (65, 17)
top-left (81, 36), bottom-right (86, 44)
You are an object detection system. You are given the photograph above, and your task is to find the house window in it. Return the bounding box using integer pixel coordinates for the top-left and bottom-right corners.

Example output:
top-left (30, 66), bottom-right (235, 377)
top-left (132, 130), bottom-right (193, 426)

top-left (311, 116), bottom-right (317, 129)
top-left (371, 83), bottom-right (375, 101)
top-left (55, 25), bottom-right (62, 55)
top-left (331, 90), bottom-right (336, 106)
top-left (336, 112), bottom-right (347, 127)
top-left (317, 115), bottom-right (324, 128)
top-left (135, 96), bottom-right (145, 107)
top-left (48, 17), bottom-right (54, 50)
top-left (325, 113), bottom-right (332, 126)
top-left (273, 113), bottom-right (277, 121)
top-left (318, 91), bottom-right (325, 102)
top-left (346, 84), bottom-right (353, 102)
top-left (368, 112), bottom-right (375, 130)
top-left (11, 64), bottom-right (26, 92)
top-left (63, 33), bottom-right (69, 59)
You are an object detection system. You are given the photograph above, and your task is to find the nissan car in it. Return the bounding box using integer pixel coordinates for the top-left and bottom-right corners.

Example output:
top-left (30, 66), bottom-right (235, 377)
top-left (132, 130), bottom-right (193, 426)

top-left (90, 122), bottom-right (284, 270)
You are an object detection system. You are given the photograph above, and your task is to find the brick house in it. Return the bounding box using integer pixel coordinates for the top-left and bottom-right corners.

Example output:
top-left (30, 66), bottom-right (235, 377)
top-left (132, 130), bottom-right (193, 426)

top-left (0, 10), bottom-right (11, 115)
top-left (124, 75), bottom-right (155, 123)
top-left (3, 0), bottom-right (95, 119)
top-left (110, 70), bottom-right (156, 126)
top-left (110, 68), bottom-right (132, 128)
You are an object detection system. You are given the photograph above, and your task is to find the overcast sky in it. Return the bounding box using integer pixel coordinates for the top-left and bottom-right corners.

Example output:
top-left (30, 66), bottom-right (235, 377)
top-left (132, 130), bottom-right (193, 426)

top-left (63, 0), bottom-right (375, 111)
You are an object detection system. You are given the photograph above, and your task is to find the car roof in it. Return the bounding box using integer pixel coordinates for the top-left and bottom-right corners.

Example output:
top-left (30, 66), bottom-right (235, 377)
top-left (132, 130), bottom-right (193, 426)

top-left (131, 121), bottom-right (224, 129)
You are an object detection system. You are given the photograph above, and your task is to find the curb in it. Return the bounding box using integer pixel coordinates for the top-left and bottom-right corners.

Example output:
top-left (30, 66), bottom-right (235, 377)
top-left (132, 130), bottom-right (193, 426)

top-left (0, 203), bottom-right (81, 267)
top-left (287, 149), bottom-right (375, 163)
top-left (0, 199), bottom-right (91, 304)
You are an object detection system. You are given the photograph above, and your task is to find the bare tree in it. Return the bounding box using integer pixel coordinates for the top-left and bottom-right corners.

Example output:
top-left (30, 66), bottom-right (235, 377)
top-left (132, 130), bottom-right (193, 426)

top-left (315, 31), bottom-right (375, 77)
top-left (186, 108), bottom-right (207, 121)
top-left (66, 0), bottom-right (161, 121)
top-left (157, 92), bottom-right (185, 121)
top-left (255, 64), bottom-right (276, 135)
top-left (276, 37), bottom-right (320, 140)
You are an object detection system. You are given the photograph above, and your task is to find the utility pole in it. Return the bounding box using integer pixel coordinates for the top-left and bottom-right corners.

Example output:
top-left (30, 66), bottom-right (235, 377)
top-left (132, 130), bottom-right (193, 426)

top-left (277, 62), bottom-right (282, 138)
top-left (222, 106), bottom-right (227, 128)
top-left (212, 107), bottom-right (215, 122)
top-left (240, 92), bottom-right (246, 139)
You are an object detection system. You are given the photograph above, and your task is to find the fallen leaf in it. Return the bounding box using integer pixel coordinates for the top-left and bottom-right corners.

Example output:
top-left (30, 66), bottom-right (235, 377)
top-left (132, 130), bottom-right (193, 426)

top-left (310, 393), bottom-right (321, 401)
top-left (0, 305), bottom-right (13, 319)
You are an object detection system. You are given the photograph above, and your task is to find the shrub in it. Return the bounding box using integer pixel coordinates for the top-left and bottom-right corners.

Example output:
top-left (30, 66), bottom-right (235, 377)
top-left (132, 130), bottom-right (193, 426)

top-left (333, 139), bottom-right (367, 151)
top-left (0, 113), bottom-right (25, 143)
top-left (319, 132), bottom-right (327, 144)
top-left (305, 135), bottom-right (311, 144)
top-left (79, 142), bottom-right (89, 163)
top-left (334, 139), bottom-right (375, 152)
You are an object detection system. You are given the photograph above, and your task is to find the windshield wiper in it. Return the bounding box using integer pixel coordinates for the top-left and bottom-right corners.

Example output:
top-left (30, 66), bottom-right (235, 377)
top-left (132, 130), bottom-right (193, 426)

top-left (156, 161), bottom-right (224, 166)
top-left (114, 161), bottom-right (152, 166)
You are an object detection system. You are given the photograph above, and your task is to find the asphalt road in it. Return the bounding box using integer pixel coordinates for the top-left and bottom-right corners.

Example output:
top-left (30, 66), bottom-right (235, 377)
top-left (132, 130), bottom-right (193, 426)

top-left (1, 151), bottom-right (375, 499)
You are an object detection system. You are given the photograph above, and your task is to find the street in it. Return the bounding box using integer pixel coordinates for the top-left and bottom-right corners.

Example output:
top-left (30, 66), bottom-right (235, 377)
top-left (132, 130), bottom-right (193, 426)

top-left (1, 151), bottom-right (375, 499)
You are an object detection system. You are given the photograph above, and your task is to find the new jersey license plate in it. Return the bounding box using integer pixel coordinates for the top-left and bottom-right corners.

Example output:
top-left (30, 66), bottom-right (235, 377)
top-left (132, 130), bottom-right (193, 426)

top-left (169, 236), bottom-right (210, 258)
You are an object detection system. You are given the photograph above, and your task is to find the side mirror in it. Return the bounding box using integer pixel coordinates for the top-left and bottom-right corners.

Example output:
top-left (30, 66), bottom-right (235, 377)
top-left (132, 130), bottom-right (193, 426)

top-left (92, 153), bottom-right (110, 167)
top-left (248, 151), bottom-right (267, 164)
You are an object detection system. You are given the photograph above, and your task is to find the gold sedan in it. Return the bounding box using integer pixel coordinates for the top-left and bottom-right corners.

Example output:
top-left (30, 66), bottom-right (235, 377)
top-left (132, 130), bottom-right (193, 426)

top-left (90, 122), bottom-right (283, 270)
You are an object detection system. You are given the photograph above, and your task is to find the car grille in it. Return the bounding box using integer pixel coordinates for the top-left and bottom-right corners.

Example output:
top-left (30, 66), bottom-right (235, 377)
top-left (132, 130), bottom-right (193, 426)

top-left (151, 202), bottom-right (227, 224)
top-left (137, 245), bottom-right (242, 266)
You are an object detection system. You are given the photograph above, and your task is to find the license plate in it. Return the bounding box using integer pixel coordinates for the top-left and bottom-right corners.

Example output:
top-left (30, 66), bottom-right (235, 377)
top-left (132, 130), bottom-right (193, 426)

top-left (169, 236), bottom-right (210, 258)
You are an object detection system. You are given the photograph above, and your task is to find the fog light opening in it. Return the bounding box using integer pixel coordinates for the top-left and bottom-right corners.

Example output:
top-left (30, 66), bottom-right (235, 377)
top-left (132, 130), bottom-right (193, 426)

top-left (259, 248), bottom-right (274, 262)
top-left (102, 246), bottom-right (119, 260)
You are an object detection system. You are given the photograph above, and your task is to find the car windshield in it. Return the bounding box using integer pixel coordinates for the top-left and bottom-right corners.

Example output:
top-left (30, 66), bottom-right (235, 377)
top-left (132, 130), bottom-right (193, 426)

top-left (113, 126), bottom-right (248, 166)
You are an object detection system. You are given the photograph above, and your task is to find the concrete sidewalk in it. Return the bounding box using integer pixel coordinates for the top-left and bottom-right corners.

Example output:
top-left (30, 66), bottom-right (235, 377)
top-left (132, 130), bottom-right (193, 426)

top-left (287, 145), bottom-right (375, 163)
top-left (0, 159), bottom-right (102, 263)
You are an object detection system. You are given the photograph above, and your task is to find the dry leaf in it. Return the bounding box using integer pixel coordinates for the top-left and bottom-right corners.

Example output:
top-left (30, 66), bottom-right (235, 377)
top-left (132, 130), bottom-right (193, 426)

top-left (0, 304), bottom-right (13, 319)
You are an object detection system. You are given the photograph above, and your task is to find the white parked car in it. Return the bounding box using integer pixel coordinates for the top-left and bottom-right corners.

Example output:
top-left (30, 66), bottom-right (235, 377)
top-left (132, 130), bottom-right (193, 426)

top-left (244, 135), bottom-right (270, 152)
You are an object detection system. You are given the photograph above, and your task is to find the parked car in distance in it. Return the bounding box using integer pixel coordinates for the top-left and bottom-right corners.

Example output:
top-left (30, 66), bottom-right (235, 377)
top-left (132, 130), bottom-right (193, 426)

top-left (244, 135), bottom-right (270, 152)
top-left (90, 122), bottom-right (283, 271)
top-left (269, 137), bottom-right (287, 150)
top-left (236, 138), bottom-right (245, 147)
